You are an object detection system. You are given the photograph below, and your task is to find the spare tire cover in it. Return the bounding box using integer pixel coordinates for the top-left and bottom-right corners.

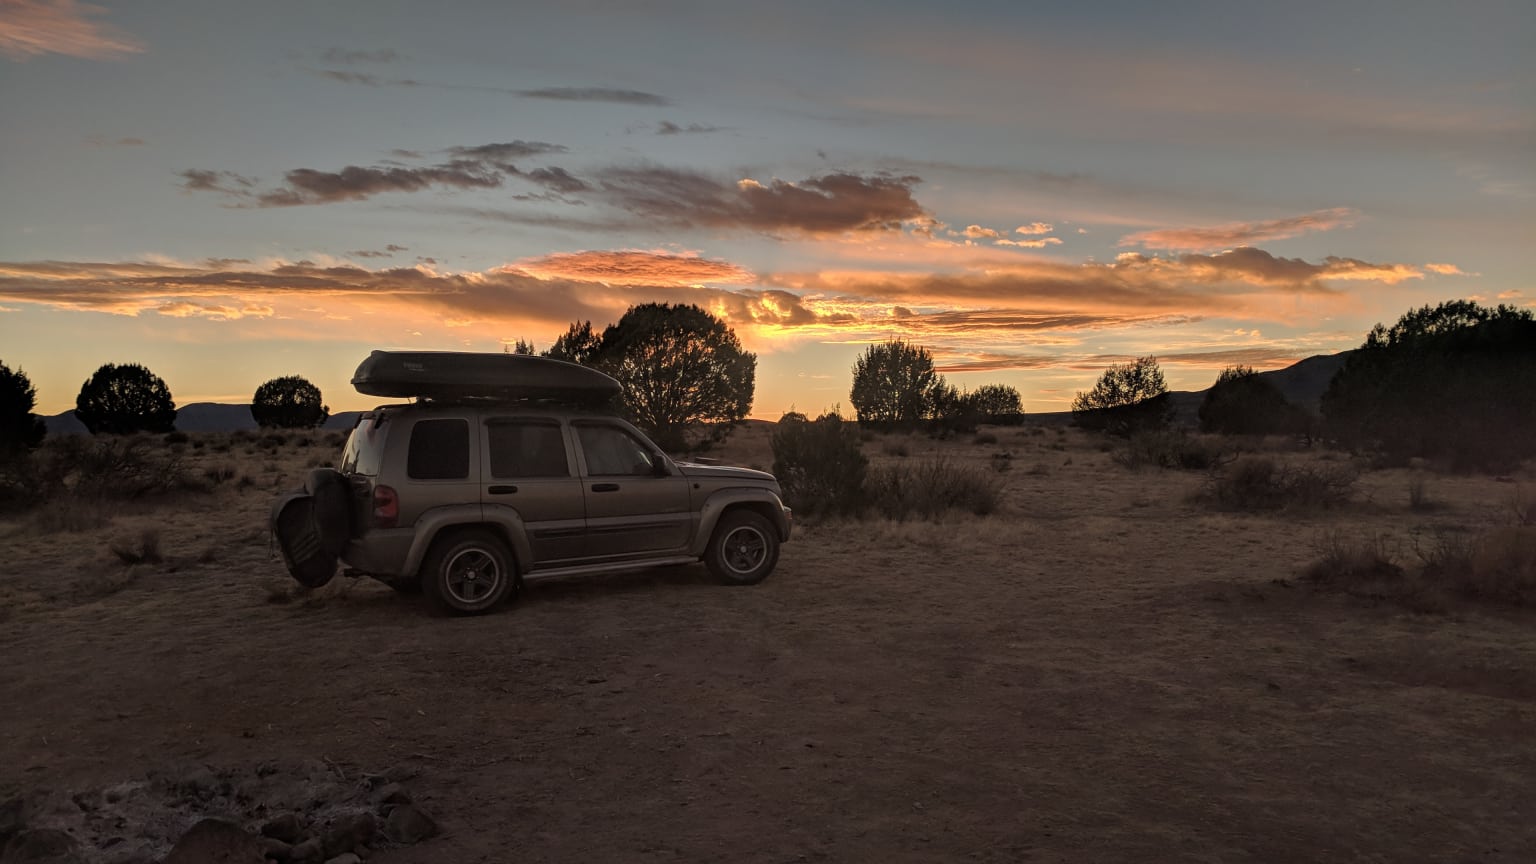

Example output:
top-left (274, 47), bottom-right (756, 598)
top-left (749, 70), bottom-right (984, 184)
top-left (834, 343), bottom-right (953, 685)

top-left (305, 468), bottom-right (353, 558)
top-left (270, 492), bottom-right (337, 588)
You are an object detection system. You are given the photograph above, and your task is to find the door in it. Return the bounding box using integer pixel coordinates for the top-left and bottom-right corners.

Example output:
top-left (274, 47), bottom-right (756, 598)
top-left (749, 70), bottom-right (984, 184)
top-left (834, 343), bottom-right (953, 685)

top-left (482, 417), bottom-right (588, 565)
top-left (572, 421), bottom-right (692, 558)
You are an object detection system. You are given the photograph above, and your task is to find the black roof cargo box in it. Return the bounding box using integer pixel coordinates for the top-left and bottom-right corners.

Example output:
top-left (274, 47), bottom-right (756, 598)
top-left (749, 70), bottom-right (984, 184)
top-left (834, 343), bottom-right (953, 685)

top-left (351, 350), bottom-right (622, 404)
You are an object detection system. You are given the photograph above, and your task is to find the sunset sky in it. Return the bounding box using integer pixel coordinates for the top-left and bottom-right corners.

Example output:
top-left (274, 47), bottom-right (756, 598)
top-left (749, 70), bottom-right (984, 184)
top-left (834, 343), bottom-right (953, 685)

top-left (2, 0), bottom-right (1531, 418)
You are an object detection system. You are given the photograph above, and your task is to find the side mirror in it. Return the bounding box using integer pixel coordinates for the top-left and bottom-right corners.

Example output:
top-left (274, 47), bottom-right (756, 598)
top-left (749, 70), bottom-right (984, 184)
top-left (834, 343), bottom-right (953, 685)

top-left (651, 457), bottom-right (671, 477)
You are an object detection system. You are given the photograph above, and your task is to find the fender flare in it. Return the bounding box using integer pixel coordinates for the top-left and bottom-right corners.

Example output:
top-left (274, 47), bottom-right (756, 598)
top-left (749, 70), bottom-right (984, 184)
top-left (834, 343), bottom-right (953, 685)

top-left (400, 504), bottom-right (533, 579)
top-left (691, 488), bottom-right (791, 556)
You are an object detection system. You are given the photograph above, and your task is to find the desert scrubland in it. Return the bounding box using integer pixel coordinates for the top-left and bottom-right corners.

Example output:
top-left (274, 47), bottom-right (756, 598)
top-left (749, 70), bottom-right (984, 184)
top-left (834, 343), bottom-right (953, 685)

top-left (1, 423), bottom-right (1533, 862)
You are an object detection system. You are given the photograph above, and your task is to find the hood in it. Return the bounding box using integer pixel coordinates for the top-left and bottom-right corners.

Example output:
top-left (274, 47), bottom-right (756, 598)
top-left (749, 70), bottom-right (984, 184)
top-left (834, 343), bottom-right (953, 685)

top-left (673, 461), bottom-right (777, 483)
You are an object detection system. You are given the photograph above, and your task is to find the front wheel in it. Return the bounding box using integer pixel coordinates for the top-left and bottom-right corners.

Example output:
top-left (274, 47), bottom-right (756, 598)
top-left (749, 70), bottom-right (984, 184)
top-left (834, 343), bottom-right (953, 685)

top-left (420, 530), bottom-right (515, 615)
top-left (705, 511), bottom-right (780, 585)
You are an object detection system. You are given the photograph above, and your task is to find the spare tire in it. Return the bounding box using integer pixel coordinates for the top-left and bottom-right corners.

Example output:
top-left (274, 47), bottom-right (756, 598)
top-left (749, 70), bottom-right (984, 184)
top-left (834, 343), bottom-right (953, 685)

top-left (305, 468), bottom-right (353, 557)
top-left (270, 493), bottom-right (337, 588)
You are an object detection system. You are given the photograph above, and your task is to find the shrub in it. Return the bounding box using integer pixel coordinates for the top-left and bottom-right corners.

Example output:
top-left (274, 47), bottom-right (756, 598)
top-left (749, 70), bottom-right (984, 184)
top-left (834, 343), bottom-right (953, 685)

top-left (1303, 528), bottom-right (1536, 609)
top-left (770, 411), bottom-right (867, 517)
top-left (968, 384), bottom-right (1025, 425)
top-left (1303, 531), bottom-right (1404, 589)
top-left (865, 454), bottom-right (1002, 520)
top-left (0, 361), bottom-right (46, 455)
top-left (972, 431), bottom-right (998, 446)
top-left (34, 435), bottom-right (203, 500)
top-left (252, 375), bottom-right (329, 429)
top-left (110, 529), bottom-right (164, 566)
top-left (1199, 365), bottom-right (1309, 436)
top-left (881, 438), bottom-right (911, 458)
top-left (1322, 300), bottom-right (1536, 471)
top-left (1114, 430), bottom-right (1223, 470)
top-left (1204, 455), bottom-right (1357, 511)
top-left (74, 362), bottom-right (177, 435)
top-left (1072, 357), bottom-right (1172, 436)
top-left (850, 341), bottom-right (942, 429)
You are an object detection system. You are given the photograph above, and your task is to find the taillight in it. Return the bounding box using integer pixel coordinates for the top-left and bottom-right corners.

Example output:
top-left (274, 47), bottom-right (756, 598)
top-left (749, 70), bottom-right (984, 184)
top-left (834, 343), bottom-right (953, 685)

top-left (372, 484), bottom-right (399, 528)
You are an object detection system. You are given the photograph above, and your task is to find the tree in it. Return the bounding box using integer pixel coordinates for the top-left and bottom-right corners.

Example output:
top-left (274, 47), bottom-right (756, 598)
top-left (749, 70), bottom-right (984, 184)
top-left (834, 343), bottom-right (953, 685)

top-left (1321, 300), bottom-right (1536, 469)
top-left (0, 361), bottom-right (46, 454)
top-left (1199, 366), bottom-right (1305, 436)
top-left (849, 341), bottom-right (941, 428)
top-left (596, 303), bottom-right (757, 451)
top-left (507, 339), bottom-right (536, 355)
top-left (542, 321), bottom-right (604, 365)
top-left (968, 384), bottom-right (1024, 424)
top-left (75, 363), bottom-right (176, 435)
top-left (1072, 356), bottom-right (1171, 435)
top-left (251, 376), bottom-right (329, 429)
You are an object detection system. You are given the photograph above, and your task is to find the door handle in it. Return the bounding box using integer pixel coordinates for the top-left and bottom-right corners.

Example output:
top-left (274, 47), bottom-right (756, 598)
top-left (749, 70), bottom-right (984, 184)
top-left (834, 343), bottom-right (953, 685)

top-left (487, 485), bottom-right (518, 495)
top-left (591, 483), bottom-right (620, 492)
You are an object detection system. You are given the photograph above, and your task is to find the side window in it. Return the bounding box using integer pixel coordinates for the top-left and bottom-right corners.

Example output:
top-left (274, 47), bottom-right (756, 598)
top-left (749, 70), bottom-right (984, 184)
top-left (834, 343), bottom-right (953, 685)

top-left (576, 425), bottom-right (657, 477)
top-left (487, 420), bottom-right (569, 478)
top-left (407, 418), bottom-right (469, 480)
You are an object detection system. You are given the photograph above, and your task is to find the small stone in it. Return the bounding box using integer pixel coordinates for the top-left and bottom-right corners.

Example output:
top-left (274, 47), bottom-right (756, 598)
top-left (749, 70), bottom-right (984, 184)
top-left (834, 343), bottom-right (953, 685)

top-left (2, 828), bottom-right (83, 863)
top-left (259, 836), bottom-right (293, 861)
top-left (369, 783), bottom-right (411, 812)
top-left (323, 854), bottom-right (361, 864)
top-left (321, 812), bottom-right (375, 857)
top-left (382, 805), bottom-right (438, 844)
top-left (288, 838), bottom-right (324, 864)
top-left (178, 768), bottom-right (227, 802)
top-left (260, 813), bottom-right (305, 845)
top-left (163, 818), bottom-right (265, 864)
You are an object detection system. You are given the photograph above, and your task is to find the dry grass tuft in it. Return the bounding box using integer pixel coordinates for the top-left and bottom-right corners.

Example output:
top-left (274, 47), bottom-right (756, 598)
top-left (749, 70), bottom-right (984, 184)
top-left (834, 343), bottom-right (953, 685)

top-left (29, 497), bottom-right (112, 534)
top-left (865, 454), bottom-right (1002, 520)
top-left (1303, 527), bottom-right (1536, 610)
top-left (1202, 456), bottom-right (1357, 512)
top-left (1113, 430), bottom-right (1224, 471)
top-left (110, 529), bottom-right (164, 566)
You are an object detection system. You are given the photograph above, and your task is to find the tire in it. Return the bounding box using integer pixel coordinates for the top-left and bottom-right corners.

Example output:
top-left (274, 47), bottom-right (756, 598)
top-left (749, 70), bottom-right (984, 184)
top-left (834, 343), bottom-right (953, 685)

top-left (305, 468), bottom-right (352, 557)
top-left (420, 529), bottom-right (516, 615)
top-left (704, 511), bottom-right (780, 585)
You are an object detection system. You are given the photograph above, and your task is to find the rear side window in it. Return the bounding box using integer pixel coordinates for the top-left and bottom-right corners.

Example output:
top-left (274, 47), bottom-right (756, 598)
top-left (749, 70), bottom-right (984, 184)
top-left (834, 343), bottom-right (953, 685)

top-left (340, 414), bottom-right (386, 476)
top-left (488, 420), bottom-right (569, 478)
top-left (407, 419), bottom-right (469, 480)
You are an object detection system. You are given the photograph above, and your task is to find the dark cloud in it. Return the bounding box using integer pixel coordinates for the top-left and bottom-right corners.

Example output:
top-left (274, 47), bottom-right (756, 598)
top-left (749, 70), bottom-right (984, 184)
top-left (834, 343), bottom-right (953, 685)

top-left (386, 244), bottom-right (407, 252)
top-left (656, 121), bottom-right (724, 135)
top-left (446, 141), bottom-right (567, 164)
top-left (389, 149), bottom-right (422, 159)
top-left (257, 163), bottom-right (504, 206)
top-left (516, 87), bottom-right (668, 105)
top-left (322, 48), bottom-right (400, 64)
top-left (594, 168), bottom-right (929, 234)
top-left (178, 169), bottom-right (256, 194)
top-left (525, 166), bottom-right (590, 194)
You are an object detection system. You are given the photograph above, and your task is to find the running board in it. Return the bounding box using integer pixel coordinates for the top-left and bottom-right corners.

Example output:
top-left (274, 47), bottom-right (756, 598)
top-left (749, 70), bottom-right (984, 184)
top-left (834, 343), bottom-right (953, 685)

top-left (522, 555), bottom-right (700, 582)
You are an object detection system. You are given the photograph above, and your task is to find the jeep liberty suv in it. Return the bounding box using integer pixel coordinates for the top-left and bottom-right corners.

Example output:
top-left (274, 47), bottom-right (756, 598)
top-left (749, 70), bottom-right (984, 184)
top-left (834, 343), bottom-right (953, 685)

top-left (271, 353), bottom-right (792, 615)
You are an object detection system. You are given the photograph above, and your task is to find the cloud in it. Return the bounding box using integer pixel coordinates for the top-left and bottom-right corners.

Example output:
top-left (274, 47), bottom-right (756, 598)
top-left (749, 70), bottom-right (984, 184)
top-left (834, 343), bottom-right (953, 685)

top-left (347, 246), bottom-right (408, 259)
top-left (511, 250), bottom-right (755, 286)
top-left (86, 134), bottom-right (144, 146)
top-left (594, 168), bottom-right (930, 234)
top-left (1425, 262), bottom-right (1466, 276)
top-left (1016, 222), bottom-right (1054, 235)
top-left (656, 121), bottom-right (725, 135)
top-left (995, 237), bottom-right (1062, 248)
top-left (515, 87), bottom-right (668, 105)
top-left (184, 142), bottom-right (567, 206)
top-left (962, 225), bottom-right (1000, 239)
top-left (930, 346), bottom-right (1310, 374)
top-left (0, 0), bottom-right (142, 61)
top-left (525, 166), bottom-right (590, 194)
top-left (321, 48), bottom-right (400, 64)
top-left (1119, 207), bottom-right (1359, 251)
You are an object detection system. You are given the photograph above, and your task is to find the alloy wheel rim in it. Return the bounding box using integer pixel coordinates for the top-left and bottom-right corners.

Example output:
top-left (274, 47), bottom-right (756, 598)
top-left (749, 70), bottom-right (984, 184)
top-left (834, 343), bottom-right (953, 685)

top-left (722, 526), bottom-right (768, 574)
top-left (445, 548), bottom-right (501, 605)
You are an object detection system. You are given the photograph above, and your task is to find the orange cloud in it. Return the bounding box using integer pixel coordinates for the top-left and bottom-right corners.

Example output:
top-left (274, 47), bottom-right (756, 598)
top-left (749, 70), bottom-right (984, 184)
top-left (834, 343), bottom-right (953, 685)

top-left (995, 237), bottom-right (1063, 248)
top-left (511, 250), bottom-right (755, 286)
top-left (1425, 262), bottom-right (1466, 276)
top-left (0, 0), bottom-right (142, 61)
top-left (1119, 207), bottom-right (1359, 252)
top-left (962, 225), bottom-right (1001, 239)
top-left (1015, 222), bottom-right (1054, 235)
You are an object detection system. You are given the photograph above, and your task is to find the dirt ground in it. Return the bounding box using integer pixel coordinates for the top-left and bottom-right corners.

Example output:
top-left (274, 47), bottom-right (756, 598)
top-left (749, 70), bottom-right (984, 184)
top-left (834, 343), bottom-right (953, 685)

top-left (2, 423), bottom-right (1533, 862)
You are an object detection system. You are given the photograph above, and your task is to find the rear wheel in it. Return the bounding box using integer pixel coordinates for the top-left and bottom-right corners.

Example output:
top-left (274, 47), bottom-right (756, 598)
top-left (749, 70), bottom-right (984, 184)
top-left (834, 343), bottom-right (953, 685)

top-left (705, 511), bottom-right (779, 585)
top-left (420, 530), bottom-right (515, 615)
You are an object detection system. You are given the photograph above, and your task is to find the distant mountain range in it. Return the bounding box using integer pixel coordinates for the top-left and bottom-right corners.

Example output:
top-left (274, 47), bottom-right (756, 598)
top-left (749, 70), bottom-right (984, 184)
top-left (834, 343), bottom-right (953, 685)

top-left (40, 351), bottom-right (1354, 434)
top-left (43, 403), bottom-right (365, 436)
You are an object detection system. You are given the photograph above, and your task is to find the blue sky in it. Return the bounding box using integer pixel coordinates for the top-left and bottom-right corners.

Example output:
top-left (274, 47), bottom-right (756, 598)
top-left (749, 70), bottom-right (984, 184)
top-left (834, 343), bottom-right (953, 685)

top-left (1, 0), bottom-right (1531, 416)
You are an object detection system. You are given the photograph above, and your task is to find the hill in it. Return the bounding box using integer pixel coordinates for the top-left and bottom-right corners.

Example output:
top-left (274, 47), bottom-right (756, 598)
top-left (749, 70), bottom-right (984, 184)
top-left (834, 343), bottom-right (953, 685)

top-left (44, 404), bottom-right (364, 435)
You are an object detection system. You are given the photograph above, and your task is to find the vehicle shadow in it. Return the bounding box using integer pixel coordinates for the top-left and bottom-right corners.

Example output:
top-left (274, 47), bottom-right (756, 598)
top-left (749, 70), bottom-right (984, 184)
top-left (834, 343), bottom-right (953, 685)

top-left (516, 563), bottom-right (718, 607)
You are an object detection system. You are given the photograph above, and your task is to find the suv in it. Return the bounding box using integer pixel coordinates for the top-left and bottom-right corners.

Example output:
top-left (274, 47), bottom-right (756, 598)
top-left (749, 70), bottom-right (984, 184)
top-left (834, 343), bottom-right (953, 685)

top-left (272, 402), bottom-right (792, 614)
